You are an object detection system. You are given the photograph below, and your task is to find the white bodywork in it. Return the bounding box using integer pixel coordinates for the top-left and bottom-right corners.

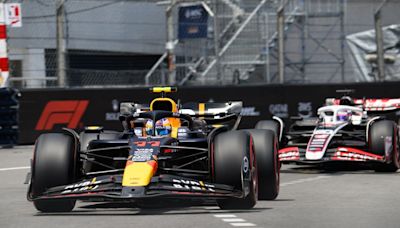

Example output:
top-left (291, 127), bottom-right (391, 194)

top-left (305, 105), bottom-right (365, 160)
top-left (317, 105), bottom-right (365, 125)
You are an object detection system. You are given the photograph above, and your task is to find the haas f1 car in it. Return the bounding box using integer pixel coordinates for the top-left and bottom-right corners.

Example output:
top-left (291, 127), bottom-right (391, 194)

top-left (265, 96), bottom-right (400, 172)
top-left (27, 87), bottom-right (280, 212)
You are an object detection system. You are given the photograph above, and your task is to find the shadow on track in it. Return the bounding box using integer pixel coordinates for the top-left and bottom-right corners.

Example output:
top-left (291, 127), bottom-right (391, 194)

top-left (33, 201), bottom-right (272, 216)
top-left (281, 163), bottom-right (400, 175)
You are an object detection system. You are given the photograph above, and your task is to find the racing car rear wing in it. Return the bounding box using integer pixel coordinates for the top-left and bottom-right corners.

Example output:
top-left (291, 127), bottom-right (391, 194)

top-left (119, 103), bottom-right (150, 115)
top-left (325, 98), bottom-right (400, 112)
top-left (119, 101), bottom-right (243, 116)
top-left (180, 101), bottom-right (243, 117)
top-left (119, 101), bottom-right (242, 131)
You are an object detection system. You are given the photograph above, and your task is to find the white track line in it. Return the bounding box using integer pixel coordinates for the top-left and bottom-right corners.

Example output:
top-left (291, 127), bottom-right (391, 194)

top-left (214, 214), bottom-right (237, 218)
top-left (222, 219), bottom-right (246, 222)
top-left (214, 214), bottom-right (256, 227)
top-left (230, 223), bottom-right (256, 227)
top-left (0, 166), bottom-right (30, 171)
top-left (280, 175), bottom-right (331, 187)
top-left (212, 175), bottom-right (332, 227)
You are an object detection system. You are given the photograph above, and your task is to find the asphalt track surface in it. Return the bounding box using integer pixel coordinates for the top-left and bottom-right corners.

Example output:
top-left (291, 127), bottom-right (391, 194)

top-left (1, 146), bottom-right (400, 228)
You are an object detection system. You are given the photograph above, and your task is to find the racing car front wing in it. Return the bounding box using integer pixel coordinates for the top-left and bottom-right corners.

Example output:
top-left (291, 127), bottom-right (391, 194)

top-left (31, 174), bottom-right (243, 202)
top-left (279, 146), bottom-right (386, 163)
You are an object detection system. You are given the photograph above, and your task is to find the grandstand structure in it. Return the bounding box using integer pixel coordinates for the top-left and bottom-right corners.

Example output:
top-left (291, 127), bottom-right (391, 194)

top-left (145, 0), bottom-right (346, 85)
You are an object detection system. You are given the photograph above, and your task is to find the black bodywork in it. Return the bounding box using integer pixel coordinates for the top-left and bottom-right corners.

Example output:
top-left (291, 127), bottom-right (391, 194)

top-left (29, 107), bottom-right (250, 203)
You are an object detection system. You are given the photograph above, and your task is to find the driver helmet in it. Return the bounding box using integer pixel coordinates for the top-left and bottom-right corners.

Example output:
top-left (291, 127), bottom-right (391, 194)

top-left (339, 96), bottom-right (354, 106)
top-left (145, 118), bottom-right (172, 136)
top-left (337, 110), bottom-right (351, 122)
top-left (145, 119), bottom-right (153, 136)
top-left (155, 118), bottom-right (172, 136)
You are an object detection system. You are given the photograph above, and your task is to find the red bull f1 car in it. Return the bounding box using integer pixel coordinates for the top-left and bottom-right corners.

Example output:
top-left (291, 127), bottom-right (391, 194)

top-left (27, 87), bottom-right (280, 212)
top-left (263, 95), bottom-right (400, 172)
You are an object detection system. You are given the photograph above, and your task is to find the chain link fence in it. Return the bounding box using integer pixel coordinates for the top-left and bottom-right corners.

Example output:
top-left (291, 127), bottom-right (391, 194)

top-left (7, 0), bottom-right (165, 88)
top-left (4, 0), bottom-right (400, 88)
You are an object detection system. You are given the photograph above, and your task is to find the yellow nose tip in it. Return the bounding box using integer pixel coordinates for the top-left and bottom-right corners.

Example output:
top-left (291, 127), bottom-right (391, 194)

top-left (122, 161), bottom-right (158, 187)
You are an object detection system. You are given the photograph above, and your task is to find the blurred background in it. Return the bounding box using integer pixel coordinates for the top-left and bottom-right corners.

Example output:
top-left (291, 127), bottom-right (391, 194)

top-left (4, 0), bottom-right (400, 88)
top-left (1, 0), bottom-right (400, 145)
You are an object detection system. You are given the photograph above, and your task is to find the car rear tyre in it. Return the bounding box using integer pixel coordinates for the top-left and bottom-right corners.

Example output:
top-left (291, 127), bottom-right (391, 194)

top-left (31, 133), bottom-right (78, 212)
top-left (213, 131), bottom-right (257, 209)
top-left (369, 120), bottom-right (400, 172)
top-left (255, 120), bottom-right (280, 140)
top-left (245, 129), bottom-right (279, 200)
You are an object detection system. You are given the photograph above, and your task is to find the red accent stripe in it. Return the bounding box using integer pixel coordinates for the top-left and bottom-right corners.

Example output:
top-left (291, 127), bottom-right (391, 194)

top-left (0, 58), bottom-right (9, 71)
top-left (163, 149), bottom-right (173, 153)
top-left (147, 160), bottom-right (158, 174)
top-left (337, 147), bottom-right (384, 159)
top-left (279, 147), bottom-right (299, 154)
top-left (0, 25), bottom-right (6, 39)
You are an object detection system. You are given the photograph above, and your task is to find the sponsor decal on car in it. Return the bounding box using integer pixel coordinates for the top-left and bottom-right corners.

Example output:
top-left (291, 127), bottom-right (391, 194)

top-left (131, 148), bottom-right (154, 162)
top-left (61, 178), bottom-right (101, 194)
top-left (172, 179), bottom-right (216, 192)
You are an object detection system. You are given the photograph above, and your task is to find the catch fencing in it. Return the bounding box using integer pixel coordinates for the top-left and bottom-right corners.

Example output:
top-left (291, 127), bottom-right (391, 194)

top-left (0, 88), bottom-right (19, 147)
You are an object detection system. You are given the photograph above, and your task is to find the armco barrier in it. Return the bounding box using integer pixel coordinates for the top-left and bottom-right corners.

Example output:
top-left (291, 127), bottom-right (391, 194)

top-left (0, 88), bottom-right (20, 147)
top-left (19, 82), bottom-right (400, 144)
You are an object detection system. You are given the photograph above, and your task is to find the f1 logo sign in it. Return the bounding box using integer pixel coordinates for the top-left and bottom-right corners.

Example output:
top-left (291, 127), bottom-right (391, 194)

top-left (35, 100), bottom-right (89, 130)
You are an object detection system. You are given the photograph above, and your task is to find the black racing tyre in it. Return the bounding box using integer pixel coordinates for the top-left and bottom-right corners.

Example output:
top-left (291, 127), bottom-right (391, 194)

top-left (255, 120), bottom-right (280, 140)
top-left (213, 131), bottom-right (257, 209)
top-left (244, 129), bottom-right (279, 200)
top-left (369, 120), bottom-right (400, 172)
top-left (31, 133), bottom-right (77, 212)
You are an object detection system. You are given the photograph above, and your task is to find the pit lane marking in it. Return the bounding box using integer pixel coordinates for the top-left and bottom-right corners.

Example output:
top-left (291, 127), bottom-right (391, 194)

top-left (0, 166), bottom-right (30, 171)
